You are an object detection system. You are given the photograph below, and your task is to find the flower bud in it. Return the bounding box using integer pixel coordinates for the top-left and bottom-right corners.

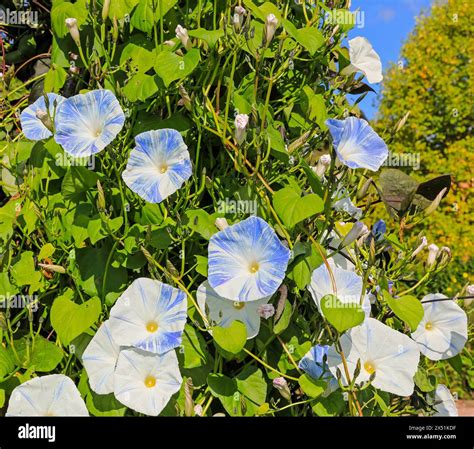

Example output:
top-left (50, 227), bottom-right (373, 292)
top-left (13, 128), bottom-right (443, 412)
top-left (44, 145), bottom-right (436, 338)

top-left (464, 285), bottom-right (474, 307)
top-left (35, 110), bottom-right (53, 132)
top-left (96, 180), bottom-right (106, 212)
top-left (356, 177), bottom-right (373, 200)
top-left (112, 16), bottom-right (119, 42)
top-left (234, 113), bottom-right (249, 145)
top-left (102, 0), bottom-right (110, 20)
top-left (264, 14), bottom-right (278, 45)
top-left (215, 217), bottom-right (229, 231)
top-left (37, 263), bottom-right (66, 274)
top-left (258, 304), bottom-right (275, 319)
top-left (176, 25), bottom-right (192, 50)
top-left (426, 243), bottom-right (439, 268)
top-left (313, 154), bottom-right (331, 178)
top-left (424, 187), bottom-right (447, 216)
top-left (341, 221), bottom-right (367, 248)
top-left (194, 404), bottom-right (203, 416)
top-left (437, 246), bottom-right (451, 267)
top-left (273, 377), bottom-right (291, 401)
top-left (178, 84), bottom-right (192, 111)
top-left (65, 18), bottom-right (81, 46)
top-left (233, 6), bottom-right (246, 32)
top-left (411, 236), bottom-right (428, 258)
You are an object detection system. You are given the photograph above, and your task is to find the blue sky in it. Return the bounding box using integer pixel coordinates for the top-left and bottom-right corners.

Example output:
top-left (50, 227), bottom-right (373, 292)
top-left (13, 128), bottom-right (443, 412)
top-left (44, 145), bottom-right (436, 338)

top-left (347, 0), bottom-right (432, 119)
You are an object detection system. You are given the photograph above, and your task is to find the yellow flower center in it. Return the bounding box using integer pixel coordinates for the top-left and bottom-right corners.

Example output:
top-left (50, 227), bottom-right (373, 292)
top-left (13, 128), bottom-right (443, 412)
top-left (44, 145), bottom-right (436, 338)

top-left (146, 321), bottom-right (159, 333)
top-left (364, 361), bottom-right (376, 375)
top-left (144, 376), bottom-right (156, 388)
top-left (233, 301), bottom-right (245, 310)
top-left (425, 321), bottom-right (434, 331)
top-left (249, 262), bottom-right (260, 273)
top-left (159, 164), bottom-right (168, 174)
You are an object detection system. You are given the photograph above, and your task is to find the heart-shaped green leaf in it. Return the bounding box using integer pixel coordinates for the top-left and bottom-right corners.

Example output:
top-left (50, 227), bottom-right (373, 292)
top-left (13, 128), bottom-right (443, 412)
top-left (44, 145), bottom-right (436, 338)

top-left (382, 290), bottom-right (424, 332)
top-left (51, 290), bottom-right (101, 345)
top-left (273, 186), bottom-right (324, 228)
top-left (212, 320), bottom-right (247, 354)
top-left (298, 374), bottom-right (326, 398)
top-left (321, 294), bottom-right (365, 333)
top-left (154, 48), bottom-right (200, 87)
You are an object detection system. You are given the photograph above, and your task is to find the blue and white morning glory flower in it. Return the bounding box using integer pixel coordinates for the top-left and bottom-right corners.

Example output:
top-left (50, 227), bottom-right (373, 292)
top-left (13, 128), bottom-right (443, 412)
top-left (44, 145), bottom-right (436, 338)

top-left (411, 294), bottom-right (467, 361)
top-left (122, 129), bottom-right (192, 204)
top-left (299, 345), bottom-right (339, 397)
top-left (348, 37), bottom-right (383, 84)
top-left (6, 374), bottom-right (88, 416)
top-left (54, 89), bottom-right (125, 157)
top-left (326, 117), bottom-right (388, 171)
top-left (82, 320), bottom-right (121, 395)
top-left (208, 216), bottom-right (291, 302)
top-left (20, 93), bottom-right (64, 141)
top-left (308, 260), bottom-right (371, 317)
top-left (108, 278), bottom-right (187, 355)
top-left (432, 384), bottom-right (458, 417)
top-left (114, 348), bottom-right (182, 416)
top-left (327, 318), bottom-right (421, 396)
top-left (197, 281), bottom-right (271, 339)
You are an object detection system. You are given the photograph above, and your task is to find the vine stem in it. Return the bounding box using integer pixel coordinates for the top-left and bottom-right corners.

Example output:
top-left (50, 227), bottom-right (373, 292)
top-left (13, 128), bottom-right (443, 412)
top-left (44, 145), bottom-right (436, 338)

top-left (242, 348), bottom-right (299, 381)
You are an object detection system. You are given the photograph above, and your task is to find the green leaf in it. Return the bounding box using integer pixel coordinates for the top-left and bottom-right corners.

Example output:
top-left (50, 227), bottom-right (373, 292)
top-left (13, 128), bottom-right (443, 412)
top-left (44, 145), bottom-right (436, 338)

top-left (38, 243), bottom-right (56, 261)
top-left (382, 291), bottom-right (424, 332)
top-left (287, 241), bottom-right (324, 290)
top-left (302, 86), bottom-right (328, 130)
top-left (61, 166), bottom-right (99, 201)
top-left (185, 209), bottom-right (219, 239)
top-left (414, 367), bottom-right (438, 392)
top-left (179, 324), bottom-right (208, 369)
top-left (195, 255), bottom-right (208, 277)
top-left (213, 321), bottom-right (247, 354)
top-left (447, 354), bottom-right (463, 375)
top-left (243, 0), bottom-right (282, 21)
top-left (283, 20), bottom-right (324, 55)
top-left (0, 390), bottom-right (4, 408)
top-left (274, 301), bottom-right (292, 334)
top-left (298, 374), bottom-right (326, 398)
top-left (0, 200), bottom-right (18, 241)
top-left (130, 0), bottom-right (177, 33)
top-left (51, 0), bottom-right (89, 38)
top-left (379, 169), bottom-right (419, 218)
top-left (311, 391), bottom-right (345, 416)
top-left (44, 64), bottom-right (67, 93)
top-left (154, 48), bottom-right (200, 87)
top-left (235, 366), bottom-right (267, 409)
top-left (86, 391), bottom-right (127, 416)
top-left (12, 337), bottom-right (63, 372)
top-left (11, 251), bottom-right (42, 291)
top-left (0, 272), bottom-right (18, 298)
top-left (320, 294), bottom-right (365, 333)
top-left (123, 73), bottom-right (159, 102)
top-left (51, 290), bottom-right (101, 345)
top-left (188, 28), bottom-right (224, 48)
top-left (108, 0), bottom-right (139, 19)
top-left (207, 373), bottom-right (239, 415)
top-left (273, 186), bottom-right (324, 228)
top-left (120, 44), bottom-right (155, 73)
top-left (0, 346), bottom-right (15, 378)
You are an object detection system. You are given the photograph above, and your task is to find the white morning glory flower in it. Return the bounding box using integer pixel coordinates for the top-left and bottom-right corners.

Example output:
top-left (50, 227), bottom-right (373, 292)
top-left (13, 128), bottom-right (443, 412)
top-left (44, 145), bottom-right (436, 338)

top-left (196, 281), bottom-right (271, 339)
top-left (333, 196), bottom-right (362, 219)
top-left (20, 93), bottom-right (64, 140)
top-left (122, 129), bottom-right (192, 204)
top-left (348, 36), bottom-right (383, 84)
top-left (298, 345), bottom-right (339, 397)
top-left (432, 384), bottom-right (458, 417)
top-left (326, 117), bottom-right (388, 171)
top-left (108, 278), bottom-right (187, 355)
top-left (114, 348), bottom-right (182, 416)
top-left (54, 89), bottom-right (125, 157)
top-left (411, 294), bottom-right (467, 361)
top-left (208, 216), bottom-right (291, 302)
top-left (308, 260), bottom-right (371, 317)
top-left (327, 318), bottom-right (420, 396)
top-left (6, 374), bottom-right (88, 416)
top-left (82, 320), bottom-right (121, 395)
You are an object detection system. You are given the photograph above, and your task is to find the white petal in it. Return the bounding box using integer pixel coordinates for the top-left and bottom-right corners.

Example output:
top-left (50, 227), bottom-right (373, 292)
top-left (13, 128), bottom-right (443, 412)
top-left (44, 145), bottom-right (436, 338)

top-left (433, 384), bottom-right (458, 416)
top-left (82, 321), bottom-right (120, 394)
top-left (349, 37), bottom-right (383, 84)
top-left (6, 374), bottom-right (88, 416)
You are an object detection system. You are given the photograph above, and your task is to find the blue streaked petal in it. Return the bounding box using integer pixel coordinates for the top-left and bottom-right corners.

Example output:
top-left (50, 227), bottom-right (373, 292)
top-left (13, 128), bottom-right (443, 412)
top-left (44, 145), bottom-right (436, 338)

top-left (208, 216), bottom-right (291, 302)
top-left (20, 93), bottom-right (64, 140)
top-left (122, 129), bottom-right (192, 204)
top-left (108, 278), bottom-right (187, 355)
top-left (326, 117), bottom-right (388, 171)
top-left (54, 89), bottom-right (125, 157)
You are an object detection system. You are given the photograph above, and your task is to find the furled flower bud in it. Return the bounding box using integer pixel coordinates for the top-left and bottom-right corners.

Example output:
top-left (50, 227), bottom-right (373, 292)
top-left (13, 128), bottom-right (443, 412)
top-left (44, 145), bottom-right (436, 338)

top-left (234, 113), bottom-right (249, 145)
top-left (233, 6), bottom-right (246, 32)
top-left (464, 285), bottom-right (474, 307)
top-left (37, 263), bottom-right (66, 274)
top-left (102, 0), bottom-right (110, 20)
top-left (65, 18), bottom-right (81, 46)
top-left (273, 377), bottom-right (291, 401)
top-left (424, 187), bottom-right (448, 216)
top-left (35, 110), bottom-right (53, 132)
top-left (411, 236), bottom-right (428, 258)
top-left (194, 404), bottom-right (204, 417)
top-left (215, 217), bottom-right (229, 231)
top-left (313, 154), bottom-right (331, 178)
top-left (257, 304), bottom-right (275, 319)
top-left (175, 24), bottom-right (192, 50)
top-left (178, 84), bottom-right (192, 111)
top-left (112, 16), bottom-right (119, 42)
top-left (341, 221), bottom-right (367, 248)
top-left (356, 177), bottom-right (373, 200)
top-left (426, 243), bottom-right (439, 268)
top-left (264, 14), bottom-right (278, 45)
top-left (437, 246), bottom-right (451, 267)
